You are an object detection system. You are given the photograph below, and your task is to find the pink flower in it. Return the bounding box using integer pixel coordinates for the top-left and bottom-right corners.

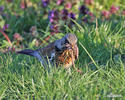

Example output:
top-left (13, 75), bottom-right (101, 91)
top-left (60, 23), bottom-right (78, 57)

top-left (88, 12), bottom-right (95, 22)
top-left (85, 0), bottom-right (94, 5)
top-left (8, 47), bottom-right (15, 52)
top-left (50, 18), bottom-right (54, 22)
top-left (57, 0), bottom-right (64, 5)
top-left (110, 5), bottom-right (119, 14)
top-left (65, 2), bottom-right (72, 9)
top-left (20, 0), bottom-right (27, 9)
top-left (13, 33), bottom-right (23, 41)
top-left (41, 0), bottom-right (49, 7)
top-left (102, 11), bottom-right (110, 19)
top-left (122, 11), bottom-right (125, 16)
top-left (88, 12), bottom-right (94, 17)
top-left (6, 0), bottom-right (13, 3)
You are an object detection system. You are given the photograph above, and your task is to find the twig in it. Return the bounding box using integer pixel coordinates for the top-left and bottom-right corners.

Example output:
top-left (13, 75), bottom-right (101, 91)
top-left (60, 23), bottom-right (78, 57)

top-left (0, 30), bottom-right (12, 46)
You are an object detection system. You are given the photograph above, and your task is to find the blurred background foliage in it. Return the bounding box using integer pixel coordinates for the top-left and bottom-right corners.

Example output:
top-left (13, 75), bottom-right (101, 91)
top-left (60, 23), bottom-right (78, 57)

top-left (0, 0), bottom-right (125, 52)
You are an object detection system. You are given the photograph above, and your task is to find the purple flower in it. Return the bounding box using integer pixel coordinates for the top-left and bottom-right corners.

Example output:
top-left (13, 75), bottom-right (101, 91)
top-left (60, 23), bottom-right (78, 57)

top-left (41, 0), bottom-right (49, 7)
top-left (50, 24), bottom-right (59, 34)
top-left (83, 17), bottom-right (88, 22)
top-left (49, 10), bottom-right (60, 35)
top-left (79, 5), bottom-right (89, 15)
top-left (50, 25), bottom-right (58, 30)
top-left (3, 24), bottom-right (9, 31)
top-left (50, 25), bottom-right (54, 29)
top-left (61, 9), bottom-right (68, 20)
top-left (68, 12), bottom-right (76, 25)
top-left (49, 10), bottom-right (59, 23)
top-left (49, 11), bottom-right (54, 22)
top-left (49, 10), bottom-right (54, 19)
top-left (7, 47), bottom-right (15, 53)
top-left (68, 12), bottom-right (76, 19)
top-left (0, 6), bottom-right (4, 11)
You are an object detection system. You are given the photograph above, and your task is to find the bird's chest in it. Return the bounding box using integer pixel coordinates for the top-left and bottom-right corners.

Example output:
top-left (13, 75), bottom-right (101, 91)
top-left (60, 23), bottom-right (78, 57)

top-left (55, 49), bottom-right (75, 68)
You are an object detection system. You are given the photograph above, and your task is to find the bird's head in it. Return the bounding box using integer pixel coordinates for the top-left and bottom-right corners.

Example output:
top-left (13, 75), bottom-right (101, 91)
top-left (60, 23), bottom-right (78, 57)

top-left (55, 34), bottom-right (78, 51)
top-left (64, 33), bottom-right (77, 47)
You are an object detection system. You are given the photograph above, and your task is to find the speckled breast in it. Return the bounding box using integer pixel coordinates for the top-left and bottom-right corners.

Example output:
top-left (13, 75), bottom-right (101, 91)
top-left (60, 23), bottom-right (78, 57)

top-left (55, 49), bottom-right (75, 68)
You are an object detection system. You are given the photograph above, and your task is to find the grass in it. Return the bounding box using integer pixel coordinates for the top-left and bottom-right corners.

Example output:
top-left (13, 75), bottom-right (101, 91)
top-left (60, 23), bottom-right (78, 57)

top-left (0, 17), bottom-right (125, 100)
top-left (0, 0), bottom-right (125, 99)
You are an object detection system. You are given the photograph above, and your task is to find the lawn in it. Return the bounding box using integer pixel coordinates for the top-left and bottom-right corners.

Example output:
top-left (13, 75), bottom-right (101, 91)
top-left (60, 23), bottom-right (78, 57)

top-left (0, 0), bottom-right (125, 99)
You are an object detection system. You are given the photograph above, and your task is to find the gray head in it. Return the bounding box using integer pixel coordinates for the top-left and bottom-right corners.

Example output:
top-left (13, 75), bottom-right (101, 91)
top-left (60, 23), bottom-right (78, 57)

top-left (64, 33), bottom-right (77, 46)
top-left (55, 33), bottom-right (78, 51)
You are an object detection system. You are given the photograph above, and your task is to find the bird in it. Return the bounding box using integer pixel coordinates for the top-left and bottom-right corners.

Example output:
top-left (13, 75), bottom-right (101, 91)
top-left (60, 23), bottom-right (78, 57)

top-left (17, 33), bottom-right (81, 73)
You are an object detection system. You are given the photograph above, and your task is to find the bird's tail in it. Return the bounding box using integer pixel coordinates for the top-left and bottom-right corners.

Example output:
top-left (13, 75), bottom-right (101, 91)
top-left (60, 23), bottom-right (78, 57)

top-left (17, 49), bottom-right (51, 68)
top-left (17, 49), bottom-right (36, 56)
top-left (17, 49), bottom-right (43, 63)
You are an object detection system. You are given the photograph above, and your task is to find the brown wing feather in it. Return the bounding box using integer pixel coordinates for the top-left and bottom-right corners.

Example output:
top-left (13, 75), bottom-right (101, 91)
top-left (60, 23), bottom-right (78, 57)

top-left (55, 49), bottom-right (73, 68)
top-left (37, 41), bottom-right (55, 57)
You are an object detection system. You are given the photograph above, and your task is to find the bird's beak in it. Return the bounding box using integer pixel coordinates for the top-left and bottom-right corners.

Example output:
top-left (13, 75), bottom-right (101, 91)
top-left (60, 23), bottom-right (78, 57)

top-left (71, 44), bottom-right (75, 49)
top-left (65, 43), bottom-right (74, 50)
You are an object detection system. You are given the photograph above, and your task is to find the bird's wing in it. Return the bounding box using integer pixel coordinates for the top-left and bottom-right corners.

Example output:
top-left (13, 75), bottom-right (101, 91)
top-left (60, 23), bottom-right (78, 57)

top-left (37, 41), bottom-right (56, 58)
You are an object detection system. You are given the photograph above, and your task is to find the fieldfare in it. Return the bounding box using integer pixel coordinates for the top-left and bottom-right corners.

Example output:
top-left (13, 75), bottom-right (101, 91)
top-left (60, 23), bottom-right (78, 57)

top-left (17, 33), bottom-right (81, 73)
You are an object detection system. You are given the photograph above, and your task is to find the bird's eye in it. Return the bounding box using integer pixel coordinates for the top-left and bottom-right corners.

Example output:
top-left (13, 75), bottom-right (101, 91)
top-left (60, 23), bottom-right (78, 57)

top-left (65, 39), bottom-right (69, 44)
